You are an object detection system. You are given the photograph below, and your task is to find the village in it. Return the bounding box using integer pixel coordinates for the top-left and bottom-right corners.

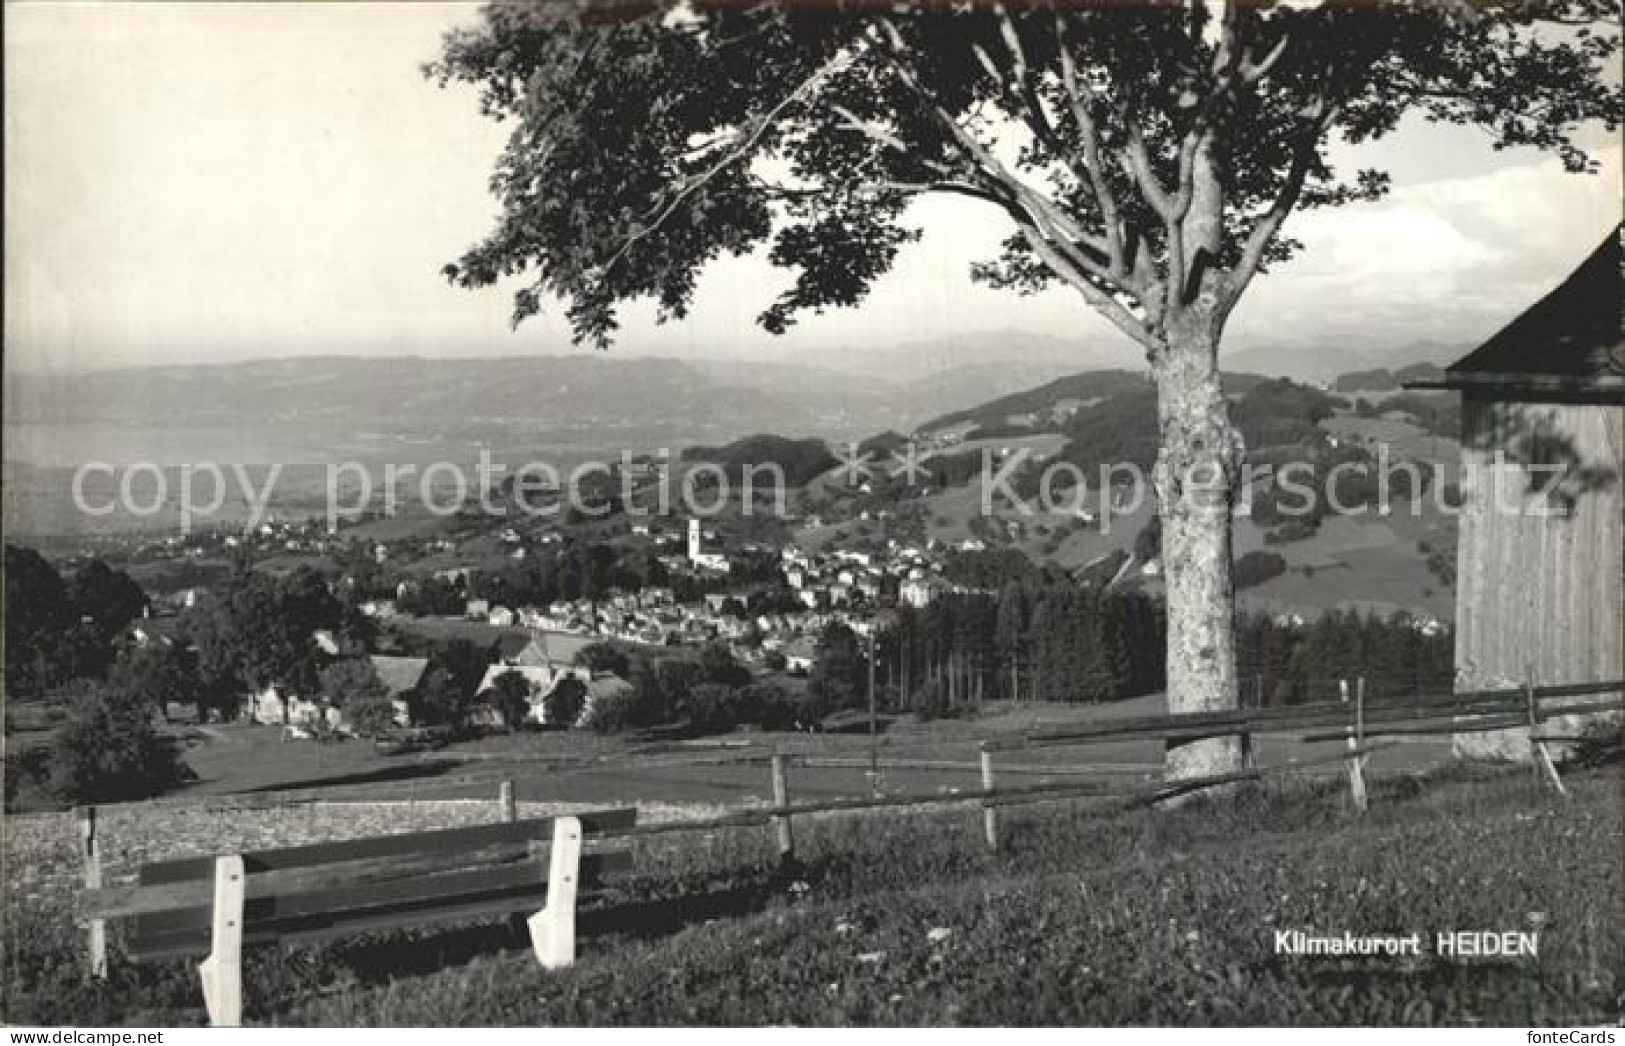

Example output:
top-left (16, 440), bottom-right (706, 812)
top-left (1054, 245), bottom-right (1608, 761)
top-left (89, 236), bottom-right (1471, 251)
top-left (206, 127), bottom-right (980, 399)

top-left (4, 0), bottom-right (1622, 1032)
top-left (111, 504), bottom-right (1000, 738)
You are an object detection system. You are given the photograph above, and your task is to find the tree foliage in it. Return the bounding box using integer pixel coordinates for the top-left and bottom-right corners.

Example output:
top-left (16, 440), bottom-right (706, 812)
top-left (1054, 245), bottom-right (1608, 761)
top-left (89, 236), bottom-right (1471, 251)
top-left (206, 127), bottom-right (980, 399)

top-left (183, 567), bottom-right (343, 705)
top-left (576, 640), bottom-right (632, 676)
top-left (68, 560), bottom-right (150, 637)
top-left (109, 643), bottom-right (204, 721)
top-left (5, 546), bottom-right (149, 697)
top-left (428, 0), bottom-right (1617, 352)
top-left (486, 669), bottom-right (536, 730)
top-left (807, 621), bottom-right (869, 713)
top-left (543, 675), bottom-right (588, 727)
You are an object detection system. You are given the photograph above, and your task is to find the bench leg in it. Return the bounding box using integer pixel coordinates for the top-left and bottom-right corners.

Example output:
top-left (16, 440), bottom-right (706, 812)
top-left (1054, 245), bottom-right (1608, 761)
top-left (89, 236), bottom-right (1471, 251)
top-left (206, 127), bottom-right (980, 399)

top-left (198, 855), bottom-right (245, 1027)
top-left (528, 816), bottom-right (582, 969)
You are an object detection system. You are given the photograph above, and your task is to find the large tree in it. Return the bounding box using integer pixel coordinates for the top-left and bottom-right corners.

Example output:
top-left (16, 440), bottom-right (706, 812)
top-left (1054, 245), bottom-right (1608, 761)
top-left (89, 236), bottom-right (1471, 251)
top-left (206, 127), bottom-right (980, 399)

top-left (430, 0), bottom-right (1619, 778)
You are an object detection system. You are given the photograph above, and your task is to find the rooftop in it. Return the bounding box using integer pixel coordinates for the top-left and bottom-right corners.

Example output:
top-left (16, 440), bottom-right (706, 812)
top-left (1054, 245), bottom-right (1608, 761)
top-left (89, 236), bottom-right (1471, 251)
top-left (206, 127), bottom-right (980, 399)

top-left (1427, 227), bottom-right (1623, 397)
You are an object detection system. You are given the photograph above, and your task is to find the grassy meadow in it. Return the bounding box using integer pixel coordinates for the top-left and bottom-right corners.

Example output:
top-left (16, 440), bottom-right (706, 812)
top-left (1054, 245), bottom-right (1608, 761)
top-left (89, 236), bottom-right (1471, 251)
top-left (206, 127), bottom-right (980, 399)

top-left (3, 761), bottom-right (1618, 1026)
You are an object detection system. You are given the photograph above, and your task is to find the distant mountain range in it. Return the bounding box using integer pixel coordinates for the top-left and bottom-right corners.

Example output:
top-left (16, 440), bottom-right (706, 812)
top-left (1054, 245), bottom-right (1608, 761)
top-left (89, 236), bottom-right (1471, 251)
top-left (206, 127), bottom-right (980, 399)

top-left (2, 328), bottom-right (1461, 469)
top-left (1, 335), bottom-right (1115, 465)
top-left (1220, 339), bottom-right (1469, 383)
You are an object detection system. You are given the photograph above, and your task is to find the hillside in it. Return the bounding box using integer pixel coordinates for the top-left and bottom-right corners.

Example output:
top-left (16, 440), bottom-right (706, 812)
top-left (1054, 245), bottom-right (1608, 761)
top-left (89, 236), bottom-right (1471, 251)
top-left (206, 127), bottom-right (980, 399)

top-left (6, 764), bottom-right (1617, 1025)
top-left (793, 363), bottom-right (1462, 621)
top-left (916, 369), bottom-right (1273, 437)
top-left (681, 434), bottom-right (840, 487)
top-left (1222, 339), bottom-right (1468, 383)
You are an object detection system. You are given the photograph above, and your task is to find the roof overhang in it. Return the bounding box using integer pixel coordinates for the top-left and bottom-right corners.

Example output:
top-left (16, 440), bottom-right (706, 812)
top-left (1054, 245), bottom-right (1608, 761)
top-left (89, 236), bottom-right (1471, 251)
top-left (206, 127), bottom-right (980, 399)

top-left (1404, 373), bottom-right (1625, 404)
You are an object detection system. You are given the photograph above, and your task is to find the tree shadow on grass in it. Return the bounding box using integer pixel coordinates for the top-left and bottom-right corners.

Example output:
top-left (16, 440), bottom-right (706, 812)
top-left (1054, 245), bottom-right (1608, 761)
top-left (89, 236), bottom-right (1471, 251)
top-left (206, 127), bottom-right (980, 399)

top-left (235, 758), bottom-right (468, 794)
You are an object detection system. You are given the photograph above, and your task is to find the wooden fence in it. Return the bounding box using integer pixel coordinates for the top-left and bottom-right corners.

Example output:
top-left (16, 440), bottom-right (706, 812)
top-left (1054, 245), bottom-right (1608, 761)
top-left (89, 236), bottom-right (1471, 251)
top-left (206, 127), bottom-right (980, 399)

top-left (71, 676), bottom-right (1622, 976)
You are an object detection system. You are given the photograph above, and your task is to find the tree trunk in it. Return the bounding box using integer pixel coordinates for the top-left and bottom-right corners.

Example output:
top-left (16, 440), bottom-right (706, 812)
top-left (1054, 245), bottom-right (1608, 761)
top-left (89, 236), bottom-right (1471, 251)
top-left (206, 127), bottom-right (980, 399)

top-left (1153, 320), bottom-right (1245, 780)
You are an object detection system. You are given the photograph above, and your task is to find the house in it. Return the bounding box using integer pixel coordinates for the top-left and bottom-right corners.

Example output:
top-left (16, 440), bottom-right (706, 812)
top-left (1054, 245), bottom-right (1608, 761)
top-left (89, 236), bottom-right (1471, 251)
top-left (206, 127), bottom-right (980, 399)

top-left (493, 632), bottom-right (553, 668)
top-left (464, 598), bottom-right (491, 620)
top-left (1413, 228), bottom-right (1623, 760)
top-left (473, 663), bottom-right (584, 726)
top-left (356, 655), bottom-right (427, 727)
top-left (487, 605), bottom-right (516, 627)
top-left (249, 684), bottom-right (334, 730)
top-left (783, 637), bottom-right (818, 674)
top-left (479, 631), bottom-right (597, 724)
top-left (900, 575), bottom-right (943, 609)
top-left (686, 518), bottom-right (731, 573)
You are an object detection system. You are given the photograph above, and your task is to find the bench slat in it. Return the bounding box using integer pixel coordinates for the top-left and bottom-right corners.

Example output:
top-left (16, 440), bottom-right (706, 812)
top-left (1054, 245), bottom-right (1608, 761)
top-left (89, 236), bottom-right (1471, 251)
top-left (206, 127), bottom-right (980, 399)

top-left (136, 808), bottom-right (637, 882)
top-left (88, 837), bottom-right (630, 920)
top-left (125, 850), bottom-right (632, 961)
top-left (129, 878), bottom-right (604, 961)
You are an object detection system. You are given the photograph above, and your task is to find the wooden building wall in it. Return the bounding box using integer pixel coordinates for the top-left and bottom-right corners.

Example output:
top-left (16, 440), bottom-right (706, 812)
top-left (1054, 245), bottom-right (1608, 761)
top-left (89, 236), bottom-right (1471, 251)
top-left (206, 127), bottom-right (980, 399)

top-left (1453, 392), bottom-right (1624, 759)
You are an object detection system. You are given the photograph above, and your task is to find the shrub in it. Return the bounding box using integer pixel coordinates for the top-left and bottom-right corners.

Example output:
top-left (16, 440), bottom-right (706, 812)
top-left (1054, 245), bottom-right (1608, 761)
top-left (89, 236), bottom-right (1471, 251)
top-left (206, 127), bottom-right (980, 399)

top-left (543, 676), bottom-right (587, 728)
top-left (699, 641), bottom-right (750, 688)
top-left (484, 669), bottom-right (534, 731)
top-left (1234, 550), bottom-right (1288, 591)
top-left (342, 694), bottom-right (398, 738)
top-left (748, 684), bottom-right (820, 731)
top-left (47, 681), bottom-right (190, 803)
top-left (585, 662), bottom-right (666, 734)
top-left (680, 683), bottom-right (745, 733)
top-left (575, 642), bottom-right (630, 677)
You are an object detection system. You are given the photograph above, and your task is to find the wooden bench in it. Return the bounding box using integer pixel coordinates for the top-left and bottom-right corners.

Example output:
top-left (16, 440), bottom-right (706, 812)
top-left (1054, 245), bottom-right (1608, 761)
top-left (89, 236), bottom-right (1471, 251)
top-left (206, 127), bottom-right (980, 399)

top-left (81, 808), bottom-right (637, 1026)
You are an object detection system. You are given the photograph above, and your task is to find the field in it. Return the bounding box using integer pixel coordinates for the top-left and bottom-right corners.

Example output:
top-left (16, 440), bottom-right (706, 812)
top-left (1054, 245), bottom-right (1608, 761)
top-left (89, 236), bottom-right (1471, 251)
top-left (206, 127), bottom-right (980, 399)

top-left (120, 694), bottom-right (1455, 807)
top-left (3, 762), bottom-right (1619, 1025)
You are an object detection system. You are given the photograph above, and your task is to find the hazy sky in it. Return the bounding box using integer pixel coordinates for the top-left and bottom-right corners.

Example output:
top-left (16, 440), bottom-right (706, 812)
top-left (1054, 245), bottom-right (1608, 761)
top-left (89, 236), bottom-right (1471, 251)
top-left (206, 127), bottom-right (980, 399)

top-left (5, 1), bottom-right (1621, 377)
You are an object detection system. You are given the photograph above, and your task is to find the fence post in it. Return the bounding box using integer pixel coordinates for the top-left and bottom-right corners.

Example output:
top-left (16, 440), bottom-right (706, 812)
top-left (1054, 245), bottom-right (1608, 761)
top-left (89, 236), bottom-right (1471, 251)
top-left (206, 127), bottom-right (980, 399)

top-left (1357, 674), bottom-right (1369, 767)
top-left (979, 746), bottom-right (999, 853)
top-left (1340, 679), bottom-right (1368, 814)
top-left (770, 753), bottom-right (794, 863)
top-left (77, 806), bottom-right (107, 979)
top-left (197, 854), bottom-right (245, 1027)
top-left (499, 780), bottom-right (517, 822)
top-left (1526, 676), bottom-right (1567, 797)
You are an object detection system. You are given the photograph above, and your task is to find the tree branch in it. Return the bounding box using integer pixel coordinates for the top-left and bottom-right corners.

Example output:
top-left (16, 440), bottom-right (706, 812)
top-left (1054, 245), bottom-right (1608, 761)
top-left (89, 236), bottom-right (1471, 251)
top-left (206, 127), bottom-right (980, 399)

top-left (1020, 229), bottom-right (1163, 353)
top-left (602, 42), bottom-right (864, 277)
top-left (1054, 16), bottom-right (1129, 281)
top-left (1223, 97), bottom-right (1342, 311)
